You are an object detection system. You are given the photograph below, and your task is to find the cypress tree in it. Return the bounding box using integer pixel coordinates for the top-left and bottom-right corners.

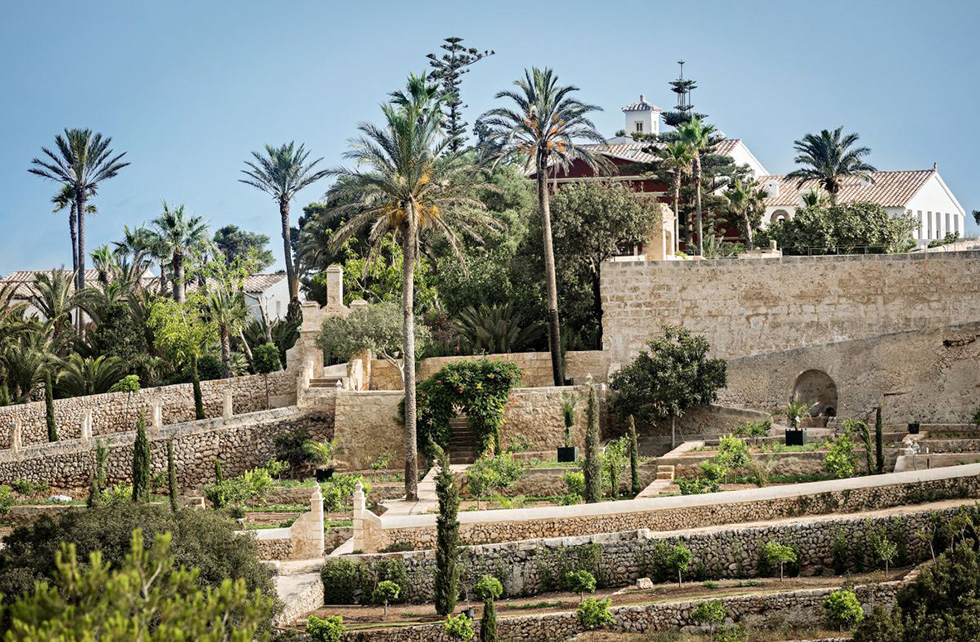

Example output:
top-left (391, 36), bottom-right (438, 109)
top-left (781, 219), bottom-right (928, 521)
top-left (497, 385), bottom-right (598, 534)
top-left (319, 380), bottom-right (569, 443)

top-left (0, 382), bottom-right (10, 406)
top-left (434, 444), bottom-right (460, 616)
top-left (44, 370), bottom-right (58, 442)
top-left (131, 414), bottom-right (151, 502)
top-left (629, 416), bottom-right (641, 496)
top-left (192, 363), bottom-right (205, 420)
top-left (214, 458), bottom-right (223, 483)
top-left (480, 596), bottom-right (498, 642)
top-left (87, 440), bottom-right (109, 507)
top-left (167, 440), bottom-right (178, 512)
top-left (583, 381), bottom-right (602, 503)
top-left (875, 406), bottom-right (884, 475)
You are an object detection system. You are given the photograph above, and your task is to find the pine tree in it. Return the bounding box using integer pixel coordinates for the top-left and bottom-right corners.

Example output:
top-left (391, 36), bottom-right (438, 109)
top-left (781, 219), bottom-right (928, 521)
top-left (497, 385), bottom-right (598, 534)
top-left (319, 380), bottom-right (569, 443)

top-left (131, 414), bottom-right (151, 502)
top-left (662, 61), bottom-right (708, 129)
top-left (192, 364), bottom-right (205, 420)
top-left (629, 416), bottom-right (641, 496)
top-left (427, 36), bottom-right (494, 152)
top-left (875, 406), bottom-right (884, 475)
top-left (167, 440), bottom-right (178, 512)
top-left (434, 444), bottom-right (460, 616)
top-left (44, 370), bottom-right (58, 442)
top-left (584, 380), bottom-right (602, 503)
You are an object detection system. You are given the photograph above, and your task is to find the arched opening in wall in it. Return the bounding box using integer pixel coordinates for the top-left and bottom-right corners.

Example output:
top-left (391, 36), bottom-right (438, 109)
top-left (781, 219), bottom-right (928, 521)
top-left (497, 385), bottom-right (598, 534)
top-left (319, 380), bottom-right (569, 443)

top-left (771, 209), bottom-right (790, 224)
top-left (791, 370), bottom-right (838, 426)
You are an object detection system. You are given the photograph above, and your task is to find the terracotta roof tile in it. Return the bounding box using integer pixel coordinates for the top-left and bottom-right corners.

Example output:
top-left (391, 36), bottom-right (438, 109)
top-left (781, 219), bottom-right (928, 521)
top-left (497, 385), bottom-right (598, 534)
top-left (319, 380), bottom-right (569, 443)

top-left (759, 170), bottom-right (935, 208)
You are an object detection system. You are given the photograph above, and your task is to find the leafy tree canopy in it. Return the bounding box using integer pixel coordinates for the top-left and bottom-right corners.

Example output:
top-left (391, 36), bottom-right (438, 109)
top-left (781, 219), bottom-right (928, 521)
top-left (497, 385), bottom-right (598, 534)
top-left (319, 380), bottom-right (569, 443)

top-left (756, 201), bottom-right (917, 255)
top-left (213, 225), bottom-right (275, 273)
top-left (317, 302), bottom-right (430, 371)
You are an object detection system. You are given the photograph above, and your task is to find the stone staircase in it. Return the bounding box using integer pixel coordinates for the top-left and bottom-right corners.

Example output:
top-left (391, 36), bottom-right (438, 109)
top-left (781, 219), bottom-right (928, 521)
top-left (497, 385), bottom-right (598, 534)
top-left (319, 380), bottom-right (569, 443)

top-left (448, 416), bottom-right (478, 465)
top-left (655, 464), bottom-right (675, 481)
top-left (308, 377), bottom-right (344, 389)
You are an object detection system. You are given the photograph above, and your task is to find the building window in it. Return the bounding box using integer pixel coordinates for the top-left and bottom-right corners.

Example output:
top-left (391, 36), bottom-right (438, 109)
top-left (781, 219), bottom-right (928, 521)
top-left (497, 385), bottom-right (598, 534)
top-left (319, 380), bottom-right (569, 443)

top-left (635, 122), bottom-right (643, 133)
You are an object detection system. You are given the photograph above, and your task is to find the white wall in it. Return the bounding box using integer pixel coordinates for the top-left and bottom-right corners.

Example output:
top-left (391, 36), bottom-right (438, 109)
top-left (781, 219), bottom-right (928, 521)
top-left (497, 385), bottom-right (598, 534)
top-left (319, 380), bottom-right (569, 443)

top-left (726, 141), bottom-right (768, 178)
top-left (246, 278), bottom-right (295, 322)
top-left (624, 110), bottom-right (658, 136)
top-left (907, 173), bottom-right (966, 245)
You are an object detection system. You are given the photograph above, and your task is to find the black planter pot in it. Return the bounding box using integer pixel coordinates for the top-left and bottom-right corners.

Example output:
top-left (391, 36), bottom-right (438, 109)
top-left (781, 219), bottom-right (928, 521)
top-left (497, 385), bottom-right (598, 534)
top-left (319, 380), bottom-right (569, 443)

top-left (315, 467), bottom-right (335, 483)
top-left (785, 429), bottom-right (806, 446)
top-left (908, 422), bottom-right (920, 434)
top-left (557, 446), bottom-right (579, 463)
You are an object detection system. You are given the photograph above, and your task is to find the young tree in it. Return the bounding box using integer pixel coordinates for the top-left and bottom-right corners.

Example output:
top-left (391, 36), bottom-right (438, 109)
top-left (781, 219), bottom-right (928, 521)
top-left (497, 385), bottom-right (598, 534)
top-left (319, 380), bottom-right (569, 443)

top-left (577, 597), bottom-right (614, 642)
top-left (610, 325), bottom-right (727, 446)
top-left (871, 530), bottom-right (898, 574)
top-left (434, 446), bottom-right (461, 616)
top-left (604, 436), bottom-right (629, 500)
top-left (131, 414), bottom-right (151, 503)
top-left (87, 439), bottom-right (109, 508)
top-left (762, 541), bottom-right (797, 581)
top-left (629, 416), bottom-right (641, 496)
top-left (427, 36), bottom-right (494, 152)
top-left (212, 224), bottom-right (275, 272)
top-left (786, 127), bottom-right (876, 199)
top-left (481, 67), bottom-right (609, 385)
top-left (583, 380), bottom-right (602, 503)
top-left (475, 575), bottom-right (503, 642)
top-left (565, 569), bottom-right (597, 602)
top-left (240, 142), bottom-right (330, 320)
top-left (44, 369), bottom-right (58, 442)
top-left (28, 128), bottom-right (130, 292)
top-left (327, 74), bottom-right (491, 500)
top-left (147, 298), bottom-right (216, 420)
top-left (373, 580), bottom-right (400, 619)
top-left (875, 405), bottom-right (885, 475)
top-left (0, 530), bottom-right (275, 642)
top-left (667, 543), bottom-right (692, 586)
top-left (167, 440), bottom-right (178, 512)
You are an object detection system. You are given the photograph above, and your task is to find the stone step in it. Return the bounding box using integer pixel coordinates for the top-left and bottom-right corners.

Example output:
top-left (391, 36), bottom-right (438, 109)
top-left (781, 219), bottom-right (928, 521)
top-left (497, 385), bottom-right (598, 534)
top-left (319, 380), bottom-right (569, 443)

top-left (655, 464), bottom-right (675, 481)
top-left (309, 378), bottom-right (343, 388)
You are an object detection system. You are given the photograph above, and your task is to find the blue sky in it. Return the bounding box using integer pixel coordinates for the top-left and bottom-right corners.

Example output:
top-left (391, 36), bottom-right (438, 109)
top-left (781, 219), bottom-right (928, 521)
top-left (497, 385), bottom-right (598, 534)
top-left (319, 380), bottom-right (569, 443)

top-left (1, 0), bottom-right (978, 275)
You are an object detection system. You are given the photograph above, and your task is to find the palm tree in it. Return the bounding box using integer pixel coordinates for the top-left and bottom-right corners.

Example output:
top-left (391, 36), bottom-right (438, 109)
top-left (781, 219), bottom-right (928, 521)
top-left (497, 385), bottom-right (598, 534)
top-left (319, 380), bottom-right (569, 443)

top-left (91, 245), bottom-right (115, 285)
top-left (327, 73), bottom-right (490, 500)
top-left (150, 202), bottom-right (209, 303)
top-left (676, 118), bottom-right (716, 256)
top-left (56, 354), bottom-right (126, 397)
top-left (786, 126), bottom-right (876, 199)
top-left (480, 67), bottom-right (608, 385)
top-left (51, 185), bottom-right (80, 279)
top-left (800, 187), bottom-right (831, 209)
top-left (658, 142), bottom-right (694, 254)
top-left (240, 142), bottom-right (329, 320)
top-left (2, 332), bottom-right (56, 401)
top-left (724, 178), bottom-right (762, 250)
top-left (205, 285), bottom-right (248, 378)
top-left (28, 129), bottom-right (129, 292)
top-left (29, 270), bottom-right (83, 352)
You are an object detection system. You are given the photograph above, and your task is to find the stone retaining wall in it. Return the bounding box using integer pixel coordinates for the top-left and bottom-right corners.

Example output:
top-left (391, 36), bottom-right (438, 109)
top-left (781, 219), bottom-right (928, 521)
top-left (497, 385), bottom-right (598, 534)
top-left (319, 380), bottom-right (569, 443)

top-left (0, 408), bottom-right (332, 489)
top-left (357, 464), bottom-right (980, 552)
top-left (0, 371), bottom-right (296, 448)
top-left (349, 501), bottom-right (956, 602)
top-left (334, 581), bottom-right (898, 642)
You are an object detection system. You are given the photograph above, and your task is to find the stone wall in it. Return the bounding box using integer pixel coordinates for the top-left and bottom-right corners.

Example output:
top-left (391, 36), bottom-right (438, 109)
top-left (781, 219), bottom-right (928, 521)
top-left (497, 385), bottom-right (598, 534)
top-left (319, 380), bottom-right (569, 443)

top-left (0, 408), bottom-right (332, 489)
top-left (334, 581), bottom-right (898, 642)
top-left (0, 371), bottom-right (296, 449)
top-left (347, 501), bottom-right (954, 602)
top-left (600, 252), bottom-right (980, 365)
top-left (357, 464), bottom-right (980, 551)
top-left (635, 405), bottom-right (772, 455)
top-left (330, 386), bottom-right (599, 469)
top-left (719, 322), bottom-right (980, 424)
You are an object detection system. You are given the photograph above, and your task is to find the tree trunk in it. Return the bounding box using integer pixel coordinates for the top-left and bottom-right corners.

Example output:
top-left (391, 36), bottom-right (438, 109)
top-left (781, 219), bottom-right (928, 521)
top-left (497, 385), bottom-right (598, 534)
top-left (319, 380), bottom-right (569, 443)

top-left (173, 254), bottom-right (185, 303)
top-left (76, 191), bottom-right (87, 292)
top-left (672, 175), bottom-right (681, 255)
top-left (401, 211), bottom-right (419, 502)
top-left (220, 326), bottom-right (231, 379)
top-left (537, 156), bottom-right (564, 386)
top-left (279, 197), bottom-right (300, 319)
top-left (694, 155), bottom-right (704, 256)
top-left (68, 202), bottom-right (79, 285)
top-left (742, 211), bottom-right (754, 250)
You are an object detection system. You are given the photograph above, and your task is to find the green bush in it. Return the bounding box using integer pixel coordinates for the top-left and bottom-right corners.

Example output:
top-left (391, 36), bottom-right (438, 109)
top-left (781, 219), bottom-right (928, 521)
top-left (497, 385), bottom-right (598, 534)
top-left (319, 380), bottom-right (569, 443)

top-left (322, 474), bottom-right (371, 512)
top-left (319, 556), bottom-right (408, 605)
top-left (824, 432), bottom-right (858, 479)
top-left (110, 374), bottom-right (141, 394)
top-left (204, 467), bottom-right (273, 509)
top-left (563, 471), bottom-right (585, 497)
top-left (306, 615), bottom-right (344, 642)
top-left (475, 575), bottom-right (503, 601)
top-left (0, 486), bottom-right (12, 517)
top-left (577, 597), bottom-right (614, 633)
top-left (824, 589), bottom-right (864, 631)
top-left (692, 599), bottom-right (726, 626)
top-left (253, 343), bottom-right (282, 374)
top-left (274, 428), bottom-right (312, 472)
top-left (564, 569), bottom-right (597, 598)
top-left (465, 453), bottom-right (524, 505)
top-left (443, 613), bottom-right (474, 641)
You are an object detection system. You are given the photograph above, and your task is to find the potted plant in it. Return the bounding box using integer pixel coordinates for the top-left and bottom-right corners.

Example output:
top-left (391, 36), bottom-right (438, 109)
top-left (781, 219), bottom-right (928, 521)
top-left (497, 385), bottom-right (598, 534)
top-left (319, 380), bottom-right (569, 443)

top-left (303, 438), bottom-right (345, 482)
top-left (558, 392), bottom-right (580, 463)
top-left (908, 422), bottom-right (920, 435)
top-left (784, 399), bottom-right (814, 446)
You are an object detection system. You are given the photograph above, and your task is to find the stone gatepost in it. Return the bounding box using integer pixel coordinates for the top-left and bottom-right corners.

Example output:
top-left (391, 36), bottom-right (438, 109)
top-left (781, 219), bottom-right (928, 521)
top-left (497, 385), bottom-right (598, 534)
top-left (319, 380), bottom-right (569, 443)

top-left (80, 409), bottom-right (93, 443)
top-left (10, 420), bottom-right (22, 455)
top-left (309, 484), bottom-right (325, 556)
top-left (352, 481), bottom-right (366, 551)
top-left (151, 401), bottom-right (163, 432)
top-left (222, 389), bottom-right (234, 420)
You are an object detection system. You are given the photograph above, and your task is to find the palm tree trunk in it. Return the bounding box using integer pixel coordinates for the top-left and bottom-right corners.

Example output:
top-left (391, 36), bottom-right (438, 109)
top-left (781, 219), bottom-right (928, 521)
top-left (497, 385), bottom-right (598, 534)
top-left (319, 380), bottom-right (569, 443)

top-left (742, 211), bottom-right (754, 250)
top-left (537, 156), bottom-right (564, 387)
top-left (672, 175), bottom-right (681, 255)
top-left (401, 210), bottom-right (419, 502)
top-left (173, 254), bottom-right (185, 303)
top-left (279, 197), bottom-right (300, 319)
top-left (694, 155), bottom-right (704, 256)
top-left (68, 202), bottom-right (79, 284)
top-left (76, 193), bottom-right (87, 292)
top-left (220, 326), bottom-right (231, 378)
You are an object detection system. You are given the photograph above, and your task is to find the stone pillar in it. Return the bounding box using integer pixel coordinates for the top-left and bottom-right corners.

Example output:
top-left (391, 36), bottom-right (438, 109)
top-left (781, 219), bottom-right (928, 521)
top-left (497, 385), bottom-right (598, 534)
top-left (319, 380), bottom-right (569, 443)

top-left (222, 389), bottom-right (234, 420)
top-left (352, 481), bottom-right (366, 552)
top-left (324, 265), bottom-right (344, 309)
top-left (310, 485), bottom-right (325, 557)
top-left (151, 401), bottom-right (163, 431)
top-left (10, 420), bottom-right (22, 454)
top-left (80, 409), bottom-right (93, 443)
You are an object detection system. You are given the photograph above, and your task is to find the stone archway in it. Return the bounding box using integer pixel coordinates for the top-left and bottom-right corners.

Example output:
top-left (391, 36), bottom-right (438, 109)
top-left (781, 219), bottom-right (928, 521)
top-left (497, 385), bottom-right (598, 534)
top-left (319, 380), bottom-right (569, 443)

top-left (771, 209), bottom-right (790, 224)
top-left (791, 370), bottom-right (839, 418)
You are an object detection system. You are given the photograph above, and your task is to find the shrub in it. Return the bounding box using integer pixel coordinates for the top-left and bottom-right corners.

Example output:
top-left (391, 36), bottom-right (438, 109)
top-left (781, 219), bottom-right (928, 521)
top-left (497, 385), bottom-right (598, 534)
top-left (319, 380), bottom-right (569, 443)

top-left (322, 474), bottom-right (371, 512)
top-left (110, 374), bottom-right (141, 394)
top-left (477, 575), bottom-right (502, 642)
top-left (306, 615), bottom-right (344, 642)
top-left (253, 343), bottom-right (282, 374)
top-left (204, 467), bottom-right (273, 509)
top-left (715, 434), bottom-right (749, 474)
top-left (564, 569), bottom-right (597, 600)
top-left (274, 428), bottom-right (312, 472)
top-left (692, 599), bottom-right (726, 627)
top-left (824, 431), bottom-right (858, 479)
top-left (563, 471), bottom-right (585, 497)
top-left (0, 486), bottom-right (12, 517)
top-left (761, 541), bottom-right (797, 580)
top-left (824, 589), bottom-right (864, 631)
top-left (464, 453), bottom-right (524, 507)
top-left (443, 613), bottom-right (474, 641)
top-left (319, 557), bottom-right (407, 605)
top-left (577, 597), bottom-right (614, 637)
top-left (667, 544), bottom-right (693, 585)
top-left (604, 435), bottom-right (630, 499)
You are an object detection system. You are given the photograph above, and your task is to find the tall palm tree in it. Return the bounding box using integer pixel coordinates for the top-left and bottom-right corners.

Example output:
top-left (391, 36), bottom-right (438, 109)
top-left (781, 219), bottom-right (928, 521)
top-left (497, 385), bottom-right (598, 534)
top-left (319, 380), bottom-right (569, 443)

top-left (724, 178), bottom-right (758, 250)
top-left (150, 202), bottom-right (209, 303)
top-left (29, 129), bottom-right (129, 292)
top-left (240, 142), bottom-right (329, 320)
top-left (658, 141), bottom-right (694, 254)
top-left (480, 67), bottom-right (608, 385)
top-left (328, 73), bottom-right (490, 501)
top-left (676, 118), bottom-right (715, 256)
top-left (205, 285), bottom-right (248, 378)
top-left (51, 185), bottom-right (79, 279)
top-left (786, 126), bottom-right (876, 199)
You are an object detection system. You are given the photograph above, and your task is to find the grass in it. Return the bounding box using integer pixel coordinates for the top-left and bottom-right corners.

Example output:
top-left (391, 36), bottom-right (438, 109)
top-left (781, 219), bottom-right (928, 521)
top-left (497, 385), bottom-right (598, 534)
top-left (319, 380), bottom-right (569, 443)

top-left (244, 503), bottom-right (307, 512)
top-left (498, 600), bottom-right (564, 611)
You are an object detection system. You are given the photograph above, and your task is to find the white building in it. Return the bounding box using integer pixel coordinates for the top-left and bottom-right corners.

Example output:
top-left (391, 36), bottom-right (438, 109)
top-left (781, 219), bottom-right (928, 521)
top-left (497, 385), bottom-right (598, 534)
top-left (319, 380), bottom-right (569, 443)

top-left (243, 272), bottom-right (297, 323)
top-left (759, 166), bottom-right (966, 246)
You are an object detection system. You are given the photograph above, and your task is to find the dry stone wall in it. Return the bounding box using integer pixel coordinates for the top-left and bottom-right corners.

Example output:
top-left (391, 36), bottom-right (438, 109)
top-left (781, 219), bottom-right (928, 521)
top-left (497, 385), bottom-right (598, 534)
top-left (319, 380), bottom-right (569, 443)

top-left (0, 408), bottom-right (332, 489)
top-left (601, 252), bottom-right (980, 364)
top-left (0, 371), bottom-right (295, 449)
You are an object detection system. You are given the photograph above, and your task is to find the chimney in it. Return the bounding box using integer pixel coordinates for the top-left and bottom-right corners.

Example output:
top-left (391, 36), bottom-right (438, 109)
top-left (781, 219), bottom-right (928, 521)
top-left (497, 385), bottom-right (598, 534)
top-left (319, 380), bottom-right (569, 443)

top-left (933, 161), bottom-right (938, 171)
